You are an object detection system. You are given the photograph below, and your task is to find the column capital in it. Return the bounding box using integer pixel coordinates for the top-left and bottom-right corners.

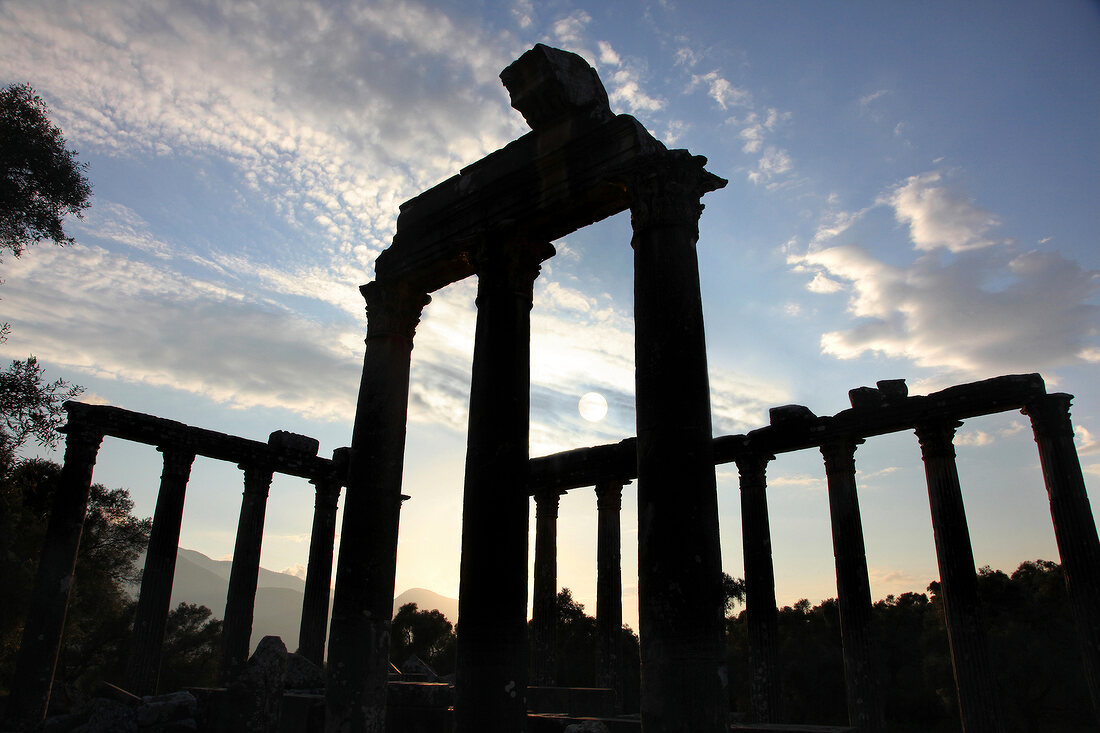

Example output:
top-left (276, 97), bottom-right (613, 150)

top-left (361, 280), bottom-right (432, 343)
top-left (59, 416), bottom-right (104, 452)
top-left (533, 488), bottom-right (565, 519)
top-left (626, 149), bottom-right (728, 238)
top-left (471, 237), bottom-right (556, 308)
top-left (1024, 392), bottom-right (1075, 440)
top-left (595, 480), bottom-right (625, 511)
top-left (156, 445), bottom-right (196, 473)
top-left (239, 464), bottom-right (274, 498)
top-left (914, 420), bottom-right (963, 459)
top-left (820, 437), bottom-right (864, 474)
top-left (734, 451), bottom-right (775, 482)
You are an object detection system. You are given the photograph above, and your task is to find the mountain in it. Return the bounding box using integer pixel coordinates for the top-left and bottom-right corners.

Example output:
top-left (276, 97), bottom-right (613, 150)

top-left (392, 587), bottom-right (459, 624)
top-left (142, 548), bottom-right (459, 653)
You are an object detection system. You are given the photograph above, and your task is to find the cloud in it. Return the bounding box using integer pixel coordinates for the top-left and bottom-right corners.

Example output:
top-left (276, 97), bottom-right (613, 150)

top-left (0, 0), bottom-right (524, 262)
top-left (791, 243), bottom-right (1099, 380)
top-left (748, 146), bottom-right (793, 185)
top-left (881, 172), bottom-right (1001, 252)
top-left (689, 71), bottom-right (750, 111)
top-left (551, 10), bottom-right (592, 46)
top-left (0, 244), bottom-right (364, 422)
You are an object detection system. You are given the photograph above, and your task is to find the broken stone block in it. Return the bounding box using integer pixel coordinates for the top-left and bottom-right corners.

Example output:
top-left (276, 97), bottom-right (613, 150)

top-left (769, 404), bottom-right (816, 426)
top-left (226, 635), bottom-right (287, 732)
top-left (268, 430), bottom-right (319, 456)
top-left (285, 651), bottom-right (325, 691)
top-left (500, 44), bottom-right (614, 132)
top-left (876, 378), bottom-right (908, 401)
top-left (848, 386), bottom-right (884, 410)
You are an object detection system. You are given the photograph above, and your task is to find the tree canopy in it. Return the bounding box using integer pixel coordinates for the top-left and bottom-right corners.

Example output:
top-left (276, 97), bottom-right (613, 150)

top-left (0, 83), bottom-right (91, 257)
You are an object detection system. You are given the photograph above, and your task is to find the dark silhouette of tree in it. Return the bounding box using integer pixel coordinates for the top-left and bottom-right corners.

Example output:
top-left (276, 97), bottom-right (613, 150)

top-left (156, 603), bottom-right (222, 692)
top-left (390, 602), bottom-right (456, 675)
top-left (0, 83), bottom-right (91, 258)
top-left (725, 561), bottom-right (1093, 731)
top-left (0, 458), bottom-right (150, 701)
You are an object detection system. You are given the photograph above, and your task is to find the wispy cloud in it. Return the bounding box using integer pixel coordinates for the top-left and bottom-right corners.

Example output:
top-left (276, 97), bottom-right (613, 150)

top-left (880, 172), bottom-right (1001, 253)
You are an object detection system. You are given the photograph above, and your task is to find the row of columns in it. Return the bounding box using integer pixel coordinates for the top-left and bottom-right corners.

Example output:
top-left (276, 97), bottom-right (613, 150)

top-left (325, 150), bottom-right (729, 733)
top-left (4, 425), bottom-right (345, 729)
top-left (731, 395), bottom-right (1100, 732)
top-left (529, 479), bottom-right (627, 704)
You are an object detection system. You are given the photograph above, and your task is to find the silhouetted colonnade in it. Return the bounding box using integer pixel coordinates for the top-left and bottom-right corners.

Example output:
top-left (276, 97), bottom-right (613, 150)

top-left (5, 402), bottom-right (348, 726)
top-left (524, 373), bottom-right (1100, 732)
top-left (6, 43), bottom-right (1100, 733)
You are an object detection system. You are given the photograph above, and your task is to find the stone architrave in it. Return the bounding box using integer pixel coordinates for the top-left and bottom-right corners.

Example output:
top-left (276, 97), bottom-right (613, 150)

top-left (297, 450), bottom-right (345, 667)
top-left (734, 451), bottom-right (781, 724)
top-left (220, 463), bottom-right (275, 680)
top-left (595, 479), bottom-right (625, 706)
top-left (454, 237), bottom-right (554, 733)
top-left (5, 420), bottom-right (103, 728)
top-left (915, 421), bottom-right (1001, 733)
top-left (531, 488), bottom-right (564, 686)
top-left (1025, 393), bottom-right (1100, 721)
top-left (325, 281), bottom-right (430, 733)
top-left (629, 149), bottom-right (727, 733)
top-left (820, 438), bottom-right (885, 732)
top-left (126, 447), bottom-right (197, 696)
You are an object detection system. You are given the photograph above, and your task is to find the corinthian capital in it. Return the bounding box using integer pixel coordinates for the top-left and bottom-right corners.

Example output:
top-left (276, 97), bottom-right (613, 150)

top-left (361, 281), bottom-right (432, 342)
top-left (626, 149), bottom-right (728, 236)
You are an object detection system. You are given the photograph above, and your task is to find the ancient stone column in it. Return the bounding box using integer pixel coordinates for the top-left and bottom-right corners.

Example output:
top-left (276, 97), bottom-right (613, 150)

top-left (531, 488), bottom-right (564, 686)
top-left (454, 237), bottom-right (554, 733)
top-left (915, 420), bottom-right (1001, 732)
top-left (5, 419), bottom-right (103, 729)
top-left (595, 479), bottom-right (625, 707)
top-left (125, 446), bottom-right (197, 696)
top-left (1025, 393), bottom-right (1100, 721)
top-left (326, 281), bottom-right (430, 733)
top-left (220, 463), bottom-right (275, 680)
top-left (820, 438), bottom-right (886, 732)
top-left (734, 451), bottom-right (781, 723)
top-left (629, 149), bottom-right (728, 733)
top-left (297, 449), bottom-right (345, 667)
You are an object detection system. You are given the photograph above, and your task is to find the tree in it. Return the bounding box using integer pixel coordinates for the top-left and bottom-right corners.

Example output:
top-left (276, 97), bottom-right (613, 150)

top-left (157, 603), bottom-right (222, 692)
top-left (0, 355), bottom-right (83, 461)
top-left (390, 602), bottom-right (456, 675)
top-left (0, 83), bottom-right (91, 257)
top-left (0, 459), bottom-right (151, 701)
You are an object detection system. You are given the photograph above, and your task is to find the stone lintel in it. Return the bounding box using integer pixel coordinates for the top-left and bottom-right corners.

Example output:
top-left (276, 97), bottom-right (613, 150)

top-left (61, 401), bottom-right (338, 482)
top-left (528, 437), bottom-right (636, 493)
top-left (377, 114), bottom-right (663, 293)
top-left (527, 374), bottom-right (1047, 493)
top-left (499, 44), bottom-right (614, 133)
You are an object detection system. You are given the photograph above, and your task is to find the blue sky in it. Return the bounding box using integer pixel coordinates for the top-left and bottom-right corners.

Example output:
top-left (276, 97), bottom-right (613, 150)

top-left (2, 0), bottom-right (1098, 631)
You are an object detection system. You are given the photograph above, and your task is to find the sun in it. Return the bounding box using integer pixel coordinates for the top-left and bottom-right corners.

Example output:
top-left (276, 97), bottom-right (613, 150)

top-left (578, 392), bottom-right (608, 422)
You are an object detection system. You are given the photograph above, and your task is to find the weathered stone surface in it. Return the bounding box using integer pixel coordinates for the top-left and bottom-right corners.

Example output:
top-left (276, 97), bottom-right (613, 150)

top-left (847, 386), bottom-right (883, 410)
top-left (500, 43), bottom-right (613, 132)
top-left (226, 635), bottom-right (287, 732)
top-left (563, 720), bottom-right (611, 733)
top-left (71, 698), bottom-right (137, 733)
top-left (136, 691), bottom-right (197, 727)
top-left (284, 651), bottom-right (325, 691)
top-left (267, 429), bottom-right (319, 456)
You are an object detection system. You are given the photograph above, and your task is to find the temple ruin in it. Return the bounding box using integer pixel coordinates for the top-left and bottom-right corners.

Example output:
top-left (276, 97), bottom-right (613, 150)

top-left (4, 44), bottom-right (1099, 733)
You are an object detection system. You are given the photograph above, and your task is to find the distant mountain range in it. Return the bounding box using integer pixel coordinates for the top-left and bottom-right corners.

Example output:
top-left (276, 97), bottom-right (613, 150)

top-left (138, 548), bottom-right (458, 653)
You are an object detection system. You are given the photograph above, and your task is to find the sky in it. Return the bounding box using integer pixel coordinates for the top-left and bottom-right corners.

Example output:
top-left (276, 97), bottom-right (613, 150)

top-left (2, 0), bottom-right (1098, 633)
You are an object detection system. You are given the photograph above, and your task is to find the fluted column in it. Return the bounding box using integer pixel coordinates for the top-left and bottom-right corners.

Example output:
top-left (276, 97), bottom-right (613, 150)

top-left (220, 463), bottom-right (275, 680)
top-left (1025, 393), bottom-right (1100, 721)
top-left (821, 438), bottom-right (885, 732)
top-left (126, 447), bottom-right (197, 695)
top-left (630, 149), bottom-right (727, 733)
top-left (915, 421), bottom-right (1001, 732)
top-left (455, 237), bottom-right (554, 733)
top-left (5, 419), bottom-right (103, 729)
top-left (595, 479), bottom-right (625, 708)
top-left (734, 451), bottom-right (781, 723)
top-left (326, 281), bottom-right (430, 733)
top-left (531, 488), bottom-right (564, 686)
top-left (298, 449), bottom-right (346, 667)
